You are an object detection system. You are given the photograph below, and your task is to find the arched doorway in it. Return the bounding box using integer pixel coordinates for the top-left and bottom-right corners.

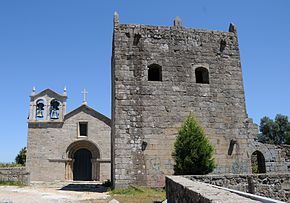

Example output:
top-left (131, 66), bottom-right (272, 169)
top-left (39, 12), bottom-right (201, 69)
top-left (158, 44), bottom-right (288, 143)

top-left (65, 140), bottom-right (100, 181)
top-left (73, 149), bottom-right (92, 181)
top-left (251, 150), bottom-right (266, 173)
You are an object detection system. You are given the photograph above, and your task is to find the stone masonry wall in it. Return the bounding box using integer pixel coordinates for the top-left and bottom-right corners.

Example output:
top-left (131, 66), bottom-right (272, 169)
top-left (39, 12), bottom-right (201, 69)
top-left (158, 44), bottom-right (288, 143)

top-left (0, 167), bottom-right (29, 184)
top-left (186, 173), bottom-right (290, 202)
top-left (112, 15), bottom-right (257, 188)
top-left (249, 142), bottom-right (290, 173)
top-left (166, 176), bottom-right (261, 203)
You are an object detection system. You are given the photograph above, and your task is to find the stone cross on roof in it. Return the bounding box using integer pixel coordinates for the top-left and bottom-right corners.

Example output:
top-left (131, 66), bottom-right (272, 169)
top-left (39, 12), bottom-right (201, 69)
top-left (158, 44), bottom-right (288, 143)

top-left (81, 88), bottom-right (88, 105)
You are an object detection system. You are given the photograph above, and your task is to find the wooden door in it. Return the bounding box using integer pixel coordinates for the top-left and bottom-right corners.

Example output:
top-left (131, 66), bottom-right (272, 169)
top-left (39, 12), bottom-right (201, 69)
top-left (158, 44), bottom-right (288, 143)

top-left (73, 149), bottom-right (92, 180)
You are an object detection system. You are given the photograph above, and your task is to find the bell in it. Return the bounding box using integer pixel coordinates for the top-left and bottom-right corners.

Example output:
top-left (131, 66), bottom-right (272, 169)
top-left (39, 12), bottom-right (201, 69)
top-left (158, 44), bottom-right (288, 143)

top-left (50, 110), bottom-right (59, 119)
top-left (36, 110), bottom-right (43, 118)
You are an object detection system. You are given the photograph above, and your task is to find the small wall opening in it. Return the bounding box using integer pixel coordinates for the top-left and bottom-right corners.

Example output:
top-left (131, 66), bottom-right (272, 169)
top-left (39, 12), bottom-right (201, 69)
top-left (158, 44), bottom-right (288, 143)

top-left (148, 64), bottom-right (162, 81)
top-left (195, 67), bottom-right (209, 84)
top-left (79, 122), bottom-right (88, 137)
top-left (251, 150), bottom-right (266, 174)
top-left (220, 39), bottom-right (226, 52)
top-left (227, 140), bottom-right (237, 156)
top-left (133, 34), bottom-right (141, 46)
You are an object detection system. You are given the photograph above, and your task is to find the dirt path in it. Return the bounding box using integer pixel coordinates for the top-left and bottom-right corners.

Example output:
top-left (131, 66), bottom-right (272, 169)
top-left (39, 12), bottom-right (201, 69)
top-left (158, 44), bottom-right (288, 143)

top-left (0, 185), bottom-right (110, 203)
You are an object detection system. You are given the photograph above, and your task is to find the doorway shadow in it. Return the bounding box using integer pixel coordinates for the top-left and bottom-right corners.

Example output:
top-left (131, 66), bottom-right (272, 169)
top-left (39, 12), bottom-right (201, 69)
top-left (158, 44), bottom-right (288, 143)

top-left (60, 183), bottom-right (109, 192)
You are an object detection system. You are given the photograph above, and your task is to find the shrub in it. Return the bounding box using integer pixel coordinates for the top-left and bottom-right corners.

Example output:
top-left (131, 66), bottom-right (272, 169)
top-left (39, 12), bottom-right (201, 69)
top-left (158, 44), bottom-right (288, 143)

top-left (15, 147), bottom-right (27, 166)
top-left (173, 113), bottom-right (215, 175)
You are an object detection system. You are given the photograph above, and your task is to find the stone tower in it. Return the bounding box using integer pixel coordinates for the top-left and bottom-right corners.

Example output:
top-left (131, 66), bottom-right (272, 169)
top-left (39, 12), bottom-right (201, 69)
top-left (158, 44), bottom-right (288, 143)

top-left (112, 14), bottom-right (258, 188)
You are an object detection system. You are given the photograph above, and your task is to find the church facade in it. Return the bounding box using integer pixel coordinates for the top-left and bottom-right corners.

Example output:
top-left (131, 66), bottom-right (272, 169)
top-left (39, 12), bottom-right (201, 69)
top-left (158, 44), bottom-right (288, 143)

top-left (26, 88), bottom-right (111, 182)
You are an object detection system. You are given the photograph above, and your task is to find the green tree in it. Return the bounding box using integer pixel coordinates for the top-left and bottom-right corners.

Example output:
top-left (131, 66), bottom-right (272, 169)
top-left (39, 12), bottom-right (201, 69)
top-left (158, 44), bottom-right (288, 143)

top-left (15, 147), bottom-right (27, 166)
top-left (258, 114), bottom-right (290, 145)
top-left (173, 113), bottom-right (215, 175)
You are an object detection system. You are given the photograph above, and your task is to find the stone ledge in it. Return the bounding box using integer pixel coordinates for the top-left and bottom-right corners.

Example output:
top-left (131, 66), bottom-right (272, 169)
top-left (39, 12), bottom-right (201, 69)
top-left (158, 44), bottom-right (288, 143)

top-left (185, 173), bottom-right (290, 201)
top-left (0, 167), bottom-right (29, 184)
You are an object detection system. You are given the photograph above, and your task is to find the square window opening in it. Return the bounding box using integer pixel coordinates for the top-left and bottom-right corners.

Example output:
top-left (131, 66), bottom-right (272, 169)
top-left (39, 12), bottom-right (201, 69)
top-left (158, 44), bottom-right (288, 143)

top-left (148, 64), bottom-right (162, 81)
top-left (79, 122), bottom-right (88, 137)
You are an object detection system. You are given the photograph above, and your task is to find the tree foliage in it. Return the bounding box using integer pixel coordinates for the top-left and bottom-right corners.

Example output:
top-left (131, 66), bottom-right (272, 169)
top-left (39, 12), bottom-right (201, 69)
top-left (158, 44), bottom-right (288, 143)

top-left (15, 147), bottom-right (27, 166)
top-left (258, 114), bottom-right (290, 145)
top-left (173, 113), bottom-right (215, 175)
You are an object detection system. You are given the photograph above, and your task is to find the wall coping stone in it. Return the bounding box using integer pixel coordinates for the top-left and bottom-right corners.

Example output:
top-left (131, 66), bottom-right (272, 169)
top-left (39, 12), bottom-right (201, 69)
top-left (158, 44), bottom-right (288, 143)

top-left (166, 176), bottom-right (263, 203)
top-left (212, 185), bottom-right (286, 203)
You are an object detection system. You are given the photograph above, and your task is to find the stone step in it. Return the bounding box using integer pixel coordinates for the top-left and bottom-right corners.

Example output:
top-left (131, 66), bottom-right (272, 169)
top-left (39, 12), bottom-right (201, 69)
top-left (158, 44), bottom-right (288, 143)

top-left (61, 183), bottom-right (107, 192)
top-left (30, 180), bottom-right (107, 192)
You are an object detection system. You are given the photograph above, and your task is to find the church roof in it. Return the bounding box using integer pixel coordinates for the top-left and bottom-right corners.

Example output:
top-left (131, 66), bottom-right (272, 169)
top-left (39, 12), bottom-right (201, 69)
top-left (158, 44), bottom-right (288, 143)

top-left (64, 104), bottom-right (111, 126)
top-left (30, 88), bottom-right (67, 100)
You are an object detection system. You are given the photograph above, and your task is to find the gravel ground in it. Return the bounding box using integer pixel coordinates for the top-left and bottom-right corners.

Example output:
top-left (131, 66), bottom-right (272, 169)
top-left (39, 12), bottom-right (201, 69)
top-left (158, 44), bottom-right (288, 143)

top-left (0, 185), bottom-right (110, 203)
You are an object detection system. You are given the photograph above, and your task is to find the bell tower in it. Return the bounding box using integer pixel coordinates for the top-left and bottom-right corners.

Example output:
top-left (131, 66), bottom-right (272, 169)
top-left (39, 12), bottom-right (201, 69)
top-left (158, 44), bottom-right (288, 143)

top-left (28, 87), bottom-right (67, 122)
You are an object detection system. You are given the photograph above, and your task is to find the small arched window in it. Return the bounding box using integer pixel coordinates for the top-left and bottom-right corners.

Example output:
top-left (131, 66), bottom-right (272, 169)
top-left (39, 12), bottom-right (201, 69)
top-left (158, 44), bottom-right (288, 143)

top-left (36, 99), bottom-right (45, 119)
top-left (195, 67), bottom-right (209, 84)
top-left (50, 100), bottom-right (60, 119)
top-left (148, 64), bottom-right (162, 81)
top-left (251, 150), bottom-right (266, 174)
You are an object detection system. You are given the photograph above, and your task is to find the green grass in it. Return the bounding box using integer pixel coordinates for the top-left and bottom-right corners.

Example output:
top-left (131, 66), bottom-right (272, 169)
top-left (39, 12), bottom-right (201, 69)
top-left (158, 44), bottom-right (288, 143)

top-left (0, 163), bottom-right (23, 168)
top-left (0, 180), bottom-right (26, 186)
top-left (110, 186), bottom-right (165, 203)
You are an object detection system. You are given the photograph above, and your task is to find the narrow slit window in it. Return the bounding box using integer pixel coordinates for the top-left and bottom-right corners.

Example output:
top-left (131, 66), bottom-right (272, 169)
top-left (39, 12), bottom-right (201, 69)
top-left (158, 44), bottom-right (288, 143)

top-left (148, 64), bottom-right (162, 81)
top-left (79, 122), bottom-right (88, 137)
top-left (195, 67), bottom-right (209, 84)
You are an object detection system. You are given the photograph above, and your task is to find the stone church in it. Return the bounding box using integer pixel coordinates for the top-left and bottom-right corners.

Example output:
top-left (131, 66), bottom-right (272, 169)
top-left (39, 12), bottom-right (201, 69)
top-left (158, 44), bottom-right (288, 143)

top-left (26, 88), bottom-right (111, 182)
top-left (26, 13), bottom-right (290, 188)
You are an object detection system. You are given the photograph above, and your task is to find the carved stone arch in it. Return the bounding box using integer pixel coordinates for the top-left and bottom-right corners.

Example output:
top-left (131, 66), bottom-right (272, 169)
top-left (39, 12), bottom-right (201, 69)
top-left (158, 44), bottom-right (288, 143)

top-left (65, 140), bottom-right (101, 181)
top-left (48, 98), bottom-right (62, 110)
top-left (34, 97), bottom-right (47, 105)
top-left (251, 150), bottom-right (266, 173)
top-left (49, 99), bottom-right (61, 119)
top-left (47, 97), bottom-right (59, 103)
top-left (34, 97), bottom-right (47, 120)
top-left (249, 143), bottom-right (271, 162)
top-left (66, 140), bottom-right (101, 159)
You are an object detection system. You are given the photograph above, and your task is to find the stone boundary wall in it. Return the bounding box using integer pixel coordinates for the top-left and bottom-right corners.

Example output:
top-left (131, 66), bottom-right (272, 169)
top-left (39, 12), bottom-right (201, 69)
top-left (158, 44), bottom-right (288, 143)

top-left (0, 167), bottom-right (29, 184)
top-left (166, 176), bottom-right (261, 203)
top-left (186, 173), bottom-right (290, 202)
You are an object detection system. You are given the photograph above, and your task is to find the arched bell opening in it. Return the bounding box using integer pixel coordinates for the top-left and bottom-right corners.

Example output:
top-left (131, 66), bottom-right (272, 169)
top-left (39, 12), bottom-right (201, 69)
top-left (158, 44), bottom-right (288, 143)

top-left (65, 140), bottom-right (100, 181)
top-left (35, 99), bottom-right (45, 120)
top-left (50, 99), bottom-right (60, 119)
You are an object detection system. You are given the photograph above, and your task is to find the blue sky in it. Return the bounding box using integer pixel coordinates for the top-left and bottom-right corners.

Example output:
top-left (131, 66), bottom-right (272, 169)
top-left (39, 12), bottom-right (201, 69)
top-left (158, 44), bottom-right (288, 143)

top-left (0, 0), bottom-right (289, 162)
